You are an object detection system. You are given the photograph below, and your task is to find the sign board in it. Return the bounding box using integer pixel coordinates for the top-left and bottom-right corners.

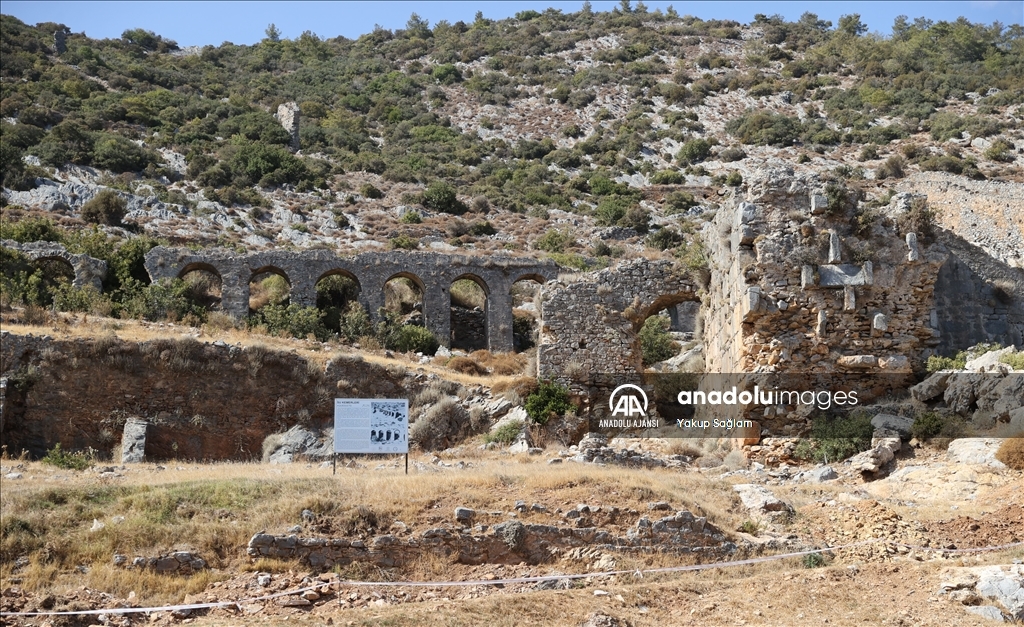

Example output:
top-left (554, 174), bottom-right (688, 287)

top-left (334, 398), bottom-right (409, 454)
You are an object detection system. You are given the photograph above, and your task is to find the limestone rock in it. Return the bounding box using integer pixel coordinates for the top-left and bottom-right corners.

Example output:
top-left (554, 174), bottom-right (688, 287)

top-left (870, 414), bottom-right (914, 438)
top-left (976, 565), bottom-right (1024, 620)
top-left (265, 425), bottom-right (332, 463)
top-left (946, 439), bottom-right (1008, 468)
top-left (732, 484), bottom-right (793, 514)
top-left (799, 465), bottom-right (838, 482)
top-left (454, 507), bottom-right (475, 523)
top-left (910, 372), bottom-right (951, 402)
top-left (965, 346), bottom-right (1018, 373)
top-left (120, 418), bottom-right (148, 463)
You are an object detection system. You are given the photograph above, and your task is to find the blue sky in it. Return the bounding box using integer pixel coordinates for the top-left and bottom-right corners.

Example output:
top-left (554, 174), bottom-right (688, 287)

top-left (3, 1), bottom-right (1021, 47)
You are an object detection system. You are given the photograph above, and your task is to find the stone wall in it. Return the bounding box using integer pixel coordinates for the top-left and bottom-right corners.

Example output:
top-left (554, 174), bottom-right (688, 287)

top-left (1, 239), bottom-right (107, 292)
top-left (450, 306), bottom-right (486, 351)
top-left (0, 331), bottom-right (417, 460)
top-left (144, 247), bottom-right (558, 352)
top-left (537, 258), bottom-right (701, 388)
top-left (247, 507), bottom-right (727, 569)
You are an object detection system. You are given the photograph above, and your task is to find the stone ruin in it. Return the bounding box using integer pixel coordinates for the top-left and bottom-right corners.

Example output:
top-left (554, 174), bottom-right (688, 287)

top-left (1, 239), bottom-right (107, 291)
top-left (144, 247), bottom-right (558, 352)
top-left (276, 102), bottom-right (301, 152)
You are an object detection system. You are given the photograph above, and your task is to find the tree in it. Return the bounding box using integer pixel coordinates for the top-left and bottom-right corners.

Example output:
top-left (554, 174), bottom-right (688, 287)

top-left (80, 189), bottom-right (127, 226)
top-left (264, 23), bottom-right (281, 42)
top-left (838, 14), bottom-right (867, 37)
top-left (405, 13), bottom-right (431, 39)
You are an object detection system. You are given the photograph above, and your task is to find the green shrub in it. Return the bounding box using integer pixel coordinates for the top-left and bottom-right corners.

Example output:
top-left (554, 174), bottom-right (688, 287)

top-left (724, 171), bottom-right (743, 187)
top-left (926, 354), bottom-right (965, 373)
top-left (423, 180), bottom-right (466, 215)
top-left (524, 380), bottom-right (572, 425)
top-left (390, 324), bottom-right (439, 355)
top-left (639, 315), bottom-right (678, 366)
top-left (81, 190), bottom-right (127, 226)
top-left (400, 211), bottom-right (422, 224)
top-left (647, 228), bottom-right (682, 251)
top-left (41, 443), bottom-right (93, 470)
top-left (895, 197), bottom-right (934, 239)
top-left (664, 191), bottom-right (698, 214)
top-left (910, 412), bottom-right (945, 441)
top-left (725, 111), bottom-right (802, 146)
top-left (650, 169), bottom-right (685, 184)
top-left (484, 420), bottom-right (525, 445)
top-left (549, 253), bottom-right (587, 270)
top-left (390, 234), bottom-right (419, 250)
top-left (360, 183), bottom-right (383, 199)
top-left (251, 303), bottom-right (330, 341)
top-left (802, 552), bottom-right (828, 569)
top-left (794, 414), bottom-right (874, 464)
top-left (875, 155), bottom-right (905, 179)
top-left (534, 228), bottom-right (574, 253)
top-left (676, 138), bottom-right (712, 164)
top-left (999, 353), bottom-right (1024, 370)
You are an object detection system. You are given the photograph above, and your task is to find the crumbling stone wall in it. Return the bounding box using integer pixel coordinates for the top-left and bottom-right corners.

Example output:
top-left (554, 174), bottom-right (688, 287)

top-left (276, 102), bottom-right (300, 152)
top-left (537, 258), bottom-right (701, 388)
top-left (144, 247), bottom-right (558, 352)
top-left (0, 332), bottom-right (415, 460)
top-left (1, 239), bottom-right (107, 291)
top-left (701, 168), bottom-right (950, 379)
top-left (248, 507), bottom-right (726, 569)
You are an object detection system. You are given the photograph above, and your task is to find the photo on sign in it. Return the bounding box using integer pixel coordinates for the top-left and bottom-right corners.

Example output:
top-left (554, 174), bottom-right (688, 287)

top-left (370, 400), bottom-right (407, 451)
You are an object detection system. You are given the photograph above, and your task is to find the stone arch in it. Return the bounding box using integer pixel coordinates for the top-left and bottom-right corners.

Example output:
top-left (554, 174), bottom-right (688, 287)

top-left (509, 274), bottom-right (548, 352)
top-left (249, 265), bottom-right (291, 312)
top-left (449, 273), bottom-right (489, 352)
top-left (383, 272), bottom-right (425, 325)
top-left (178, 262), bottom-right (223, 310)
top-left (316, 269), bottom-right (362, 334)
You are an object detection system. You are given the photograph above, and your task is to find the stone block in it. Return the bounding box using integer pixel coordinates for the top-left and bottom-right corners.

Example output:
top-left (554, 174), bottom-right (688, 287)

top-left (818, 263), bottom-right (873, 287)
top-left (810, 193), bottom-right (829, 215)
top-left (121, 419), bottom-right (148, 463)
top-left (906, 232), bottom-right (920, 262)
top-left (844, 286), bottom-right (856, 310)
top-left (837, 355), bottom-right (876, 369)
top-left (878, 355), bottom-right (910, 372)
top-left (911, 372), bottom-right (951, 401)
top-left (816, 310), bottom-right (827, 337)
top-left (828, 231), bottom-right (841, 263)
top-left (801, 265), bottom-right (815, 289)
top-left (741, 287), bottom-right (761, 321)
top-left (872, 313), bottom-right (888, 334)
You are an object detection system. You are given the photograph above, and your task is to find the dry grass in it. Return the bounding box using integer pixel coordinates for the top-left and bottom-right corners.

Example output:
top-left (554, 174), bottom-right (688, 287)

top-left (445, 356), bottom-right (489, 375)
top-left (469, 350), bottom-right (527, 376)
top-left (996, 435), bottom-right (1024, 469)
top-left (0, 458), bottom-right (744, 607)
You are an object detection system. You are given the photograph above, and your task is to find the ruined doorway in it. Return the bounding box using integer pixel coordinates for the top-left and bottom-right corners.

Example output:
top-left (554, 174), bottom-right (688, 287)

top-left (510, 276), bottom-right (545, 352)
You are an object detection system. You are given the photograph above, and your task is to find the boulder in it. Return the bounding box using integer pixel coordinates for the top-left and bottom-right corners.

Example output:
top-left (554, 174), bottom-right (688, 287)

top-left (976, 565), bottom-right (1024, 620)
top-left (870, 414), bottom-right (914, 438)
top-left (849, 432), bottom-right (900, 474)
top-left (965, 605), bottom-right (1006, 622)
top-left (910, 372), bottom-right (951, 402)
top-left (965, 346), bottom-right (1018, 373)
top-left (732, 484), bottom-right (793, 514)
top-left (946, 439), bottom-right (1007, 469)
top-left (944, 374), bottom-right (985, 415)
top-left (799, 465), bottom-right (838, 483)
top-left (265, 425), bottom-right (332, 463)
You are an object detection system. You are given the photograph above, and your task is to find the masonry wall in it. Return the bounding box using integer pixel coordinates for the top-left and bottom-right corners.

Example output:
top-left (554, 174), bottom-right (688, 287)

top-left (0, 332), bottom-right (416, 460)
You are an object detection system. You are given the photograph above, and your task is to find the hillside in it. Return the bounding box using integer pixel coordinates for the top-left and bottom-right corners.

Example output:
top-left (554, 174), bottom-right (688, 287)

top-left (2, 7), bottom-right (1024, 626)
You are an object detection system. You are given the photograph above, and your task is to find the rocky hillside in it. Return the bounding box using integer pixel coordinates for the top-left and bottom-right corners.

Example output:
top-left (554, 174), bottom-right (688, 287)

top-left (1, 8), bottom-right (1022, 262)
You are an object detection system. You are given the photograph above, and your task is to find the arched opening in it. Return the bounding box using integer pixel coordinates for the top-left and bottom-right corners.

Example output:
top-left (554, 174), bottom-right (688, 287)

top-left (639, 297), bottom-right (704, 372)
top-left (449, 275), bottom-right (488, 351)
top-left (316, 270), bottom-right (362, 336)
top-left (510, 274), bottom-right (546, 352)
top-left (249, 266), bottom-right (291, 314)
top-left (178, 263), bottom-right (222, 310)
top-left (383, 273), bottom-right (424, 326)
top-left (31, 256), bottom-right (76, 307)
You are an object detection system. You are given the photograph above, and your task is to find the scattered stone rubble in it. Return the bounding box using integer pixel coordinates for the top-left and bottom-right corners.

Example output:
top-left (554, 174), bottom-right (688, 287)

top-left (112, 551), bottom-right (207, 575)
top-left (558, 433), bottom-right (691, 468)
